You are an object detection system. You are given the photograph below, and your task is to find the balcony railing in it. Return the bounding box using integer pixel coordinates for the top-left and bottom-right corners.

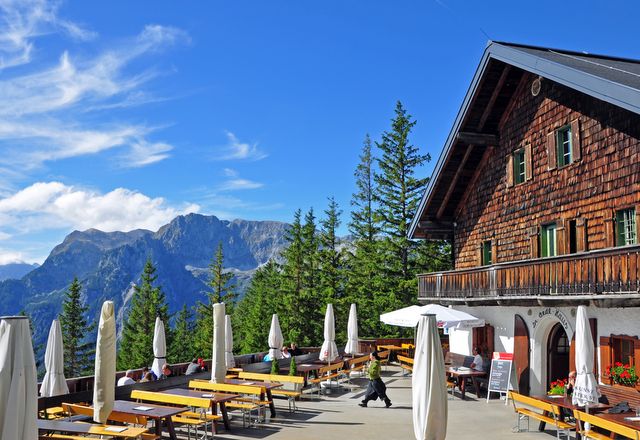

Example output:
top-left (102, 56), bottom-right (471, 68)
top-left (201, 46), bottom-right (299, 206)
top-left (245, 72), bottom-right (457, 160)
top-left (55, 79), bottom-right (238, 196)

top-left (418, 245), bottom-right (640, 303)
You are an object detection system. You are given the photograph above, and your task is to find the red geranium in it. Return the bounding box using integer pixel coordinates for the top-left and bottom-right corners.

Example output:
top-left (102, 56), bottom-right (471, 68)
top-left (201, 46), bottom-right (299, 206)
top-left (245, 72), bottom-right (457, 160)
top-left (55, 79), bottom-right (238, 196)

top-left (607, 363), bottom-right (639, 387)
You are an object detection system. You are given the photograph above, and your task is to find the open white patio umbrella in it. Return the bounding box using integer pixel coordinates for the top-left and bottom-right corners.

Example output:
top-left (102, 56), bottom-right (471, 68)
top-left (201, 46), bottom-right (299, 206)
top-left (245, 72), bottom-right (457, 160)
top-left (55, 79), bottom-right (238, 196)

top-left (93, 301), bottom-right (116, 423)
top-left (319, 304), bottom-right (338, 362)
top-left (211, 303), bottom-right (226, 383)
top-left (151, 317), bottom-right (166, 380)
top-left (380, 303), bottom-right (484, 329)
top-left (225, 315), bottom-right (235, 369)
top-left (268, 314), bottom-right (283, 361)
top-left (0, 316), bottom-right (38, 440)
top-left (345, 303), bottom-right (359, 355)
top-left (412, 313), bottom-right (447, 440)
top-left (572, 305), bottom-right (600, 407)
top-left (39, 319), bottom-right (69, 397)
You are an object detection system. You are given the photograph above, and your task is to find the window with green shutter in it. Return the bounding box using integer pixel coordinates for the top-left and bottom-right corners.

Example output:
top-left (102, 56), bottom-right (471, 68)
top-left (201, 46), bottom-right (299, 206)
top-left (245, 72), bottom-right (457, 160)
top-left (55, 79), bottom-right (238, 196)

top-left (556, 125), bottom-right (572, 167)
top-left (513, 148), bottom-right (526, 185)
top-left (481, 240), bottom-right (492, 266)
top-left (616, 208), bottom-right (637, 246)
top-left (541, 223), bottom-right (557, 257)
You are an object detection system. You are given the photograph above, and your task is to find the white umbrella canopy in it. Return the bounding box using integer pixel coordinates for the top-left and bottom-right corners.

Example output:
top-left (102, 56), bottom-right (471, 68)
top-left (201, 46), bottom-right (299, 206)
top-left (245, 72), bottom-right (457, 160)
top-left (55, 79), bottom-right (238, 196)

top-left (572, 305), bottom-right (600, 407)
top-left (319, 304), bottom-right (339, 362)
top-left (380, 303), bottom-right (485, 329)
top-left (225, 315), bottom-right (235, 369)
top-left (93, 301), bottom-right (116, 423)
top-left (40, 319), bottom-right (69, 397)
top-left (211, 303), bottom-right (226, 383)
top-left (151, 317), bottom-right (166, 380)
top-left (412, 314), bottom-right (447, 440)
top-left (345, 303), bottom-right (359, 355)
top-left (268, 314), bottom-right (283, 361)
top-left (0, 316), bottom-right (38, 440)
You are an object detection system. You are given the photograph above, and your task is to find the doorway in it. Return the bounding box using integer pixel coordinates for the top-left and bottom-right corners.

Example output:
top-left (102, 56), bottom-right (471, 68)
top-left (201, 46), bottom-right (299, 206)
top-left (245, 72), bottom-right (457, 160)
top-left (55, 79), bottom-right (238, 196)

top-left (547, 323), bottom-right (570, 389)
top-left (513, 315), bottom-right (530, 395)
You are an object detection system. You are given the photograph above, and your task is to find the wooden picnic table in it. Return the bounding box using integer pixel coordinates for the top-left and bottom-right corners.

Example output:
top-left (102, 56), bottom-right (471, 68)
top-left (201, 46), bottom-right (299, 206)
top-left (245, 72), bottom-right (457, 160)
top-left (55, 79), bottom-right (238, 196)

top-left (533, 394), bottom-right (611, 438)
top-left (37, 419), bottom-right (148, 438)
top-left (158, 388), bottom-right (238, 431)
top-left (597, 411), bottom-right (640, 431)
top-left (111, 399), bottom-right (185, 440)
top-left (223, 378), bottom-right (282, 418)
top-left (446, 366), bottom-right (486, 400)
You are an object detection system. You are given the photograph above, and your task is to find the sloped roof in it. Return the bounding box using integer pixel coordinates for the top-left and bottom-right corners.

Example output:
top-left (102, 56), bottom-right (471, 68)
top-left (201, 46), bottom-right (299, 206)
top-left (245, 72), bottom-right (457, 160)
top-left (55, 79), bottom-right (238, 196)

top-left (409, 41), bottom-right (640, 239)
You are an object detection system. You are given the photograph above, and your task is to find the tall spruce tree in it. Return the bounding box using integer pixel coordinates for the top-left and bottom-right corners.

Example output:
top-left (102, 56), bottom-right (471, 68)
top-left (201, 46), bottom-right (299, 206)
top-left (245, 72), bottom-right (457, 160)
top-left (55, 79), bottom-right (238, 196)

top-left (350, 134), bottom-right (377, 242)
top-left (374, 101), bottom-right (430, 305)
top-left (59, 277), bottom-right (94, 377)
top-left (118, 258), bottom-right (170, 370)
top-left (168, 304), bottom-right (194, 363)
top-left (280, 210), bottom-right (305, 344)
top-left (193, 242), bottom-right (236, 358)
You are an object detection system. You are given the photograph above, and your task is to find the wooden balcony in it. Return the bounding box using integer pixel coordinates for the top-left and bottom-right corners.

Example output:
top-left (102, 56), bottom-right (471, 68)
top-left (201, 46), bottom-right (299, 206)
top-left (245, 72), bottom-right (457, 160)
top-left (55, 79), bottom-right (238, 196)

top-left (418, 245), bottom-right (640, 307)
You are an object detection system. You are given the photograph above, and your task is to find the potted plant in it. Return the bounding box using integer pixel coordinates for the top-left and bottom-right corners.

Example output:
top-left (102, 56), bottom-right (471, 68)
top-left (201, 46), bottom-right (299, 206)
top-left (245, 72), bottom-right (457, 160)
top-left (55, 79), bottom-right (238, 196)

top-left (607, 363), bottom-right (639, 388)
top-left (548, 378), bottom-right (567, 395)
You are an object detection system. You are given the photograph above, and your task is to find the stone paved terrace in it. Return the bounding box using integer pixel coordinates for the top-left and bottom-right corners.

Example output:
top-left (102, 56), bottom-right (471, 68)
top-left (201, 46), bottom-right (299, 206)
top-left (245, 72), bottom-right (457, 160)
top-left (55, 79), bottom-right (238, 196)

top-left (193, 365), bottom-right (566, 440)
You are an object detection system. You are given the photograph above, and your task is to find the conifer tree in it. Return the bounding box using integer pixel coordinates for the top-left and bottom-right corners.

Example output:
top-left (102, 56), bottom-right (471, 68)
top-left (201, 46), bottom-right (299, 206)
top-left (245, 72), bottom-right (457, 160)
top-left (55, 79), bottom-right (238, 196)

top-left (280, 210), bottom-right (305, 344)
top-left (374, 101), bottom-right (430, 305)
top-left (350, 134), bottom-right (378, 243)
top-left (319, 197), bottom-right (343, 301)
top-left (193, 242), bottom-right (236, 358)
top-left (59, 277), bottom-right (94, 377)
top-left (168, 304), bottom-right (194, 363)
top-left (118, 258), bottom-right (170, 370)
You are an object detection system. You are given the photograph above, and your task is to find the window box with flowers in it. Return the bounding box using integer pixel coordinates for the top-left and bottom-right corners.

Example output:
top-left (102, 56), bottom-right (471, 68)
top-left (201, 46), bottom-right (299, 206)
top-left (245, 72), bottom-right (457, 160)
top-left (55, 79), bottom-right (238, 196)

top-left (607, 362), bottom-right (639, 388)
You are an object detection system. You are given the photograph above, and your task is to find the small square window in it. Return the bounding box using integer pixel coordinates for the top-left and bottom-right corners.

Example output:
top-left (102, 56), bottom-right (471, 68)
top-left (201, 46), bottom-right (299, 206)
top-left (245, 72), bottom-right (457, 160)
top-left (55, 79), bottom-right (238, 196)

top-left (513, 149), bottom-right (526, 185)
top-left (556, 126), bottom-right (572, 167)
top-left (616, 208), bottom-right (637, 246)
top-left (540, 223), bottom-right (557, 257)
top-left (481, 241), bottom-right (492, 266)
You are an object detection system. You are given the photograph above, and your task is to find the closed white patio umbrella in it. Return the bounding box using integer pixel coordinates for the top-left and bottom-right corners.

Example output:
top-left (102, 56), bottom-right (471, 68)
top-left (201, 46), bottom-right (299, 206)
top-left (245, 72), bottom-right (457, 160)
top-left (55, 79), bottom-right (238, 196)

top-left (319, 304), bottom-right (338, 362)
top-left (93, 301), bottom-right (116, 423)
top-left (345, 303), bottom-right (359, 355)
top-left (151, 317), bottom-right (166, 380)
top-left (0, 316), bottom-right (38, 440)
top-left (211, 303), bottom-right (226, 383)
top-left (268, 314), bottom-right (283, 361)
top-left (412, 314), bottom-right (447, 440)
top-left (40, 319), bottom-right (69, 397)
top-left (572, 305), bottom-right (600, 407)
top-left (225, 315), bottom-right (235, 369)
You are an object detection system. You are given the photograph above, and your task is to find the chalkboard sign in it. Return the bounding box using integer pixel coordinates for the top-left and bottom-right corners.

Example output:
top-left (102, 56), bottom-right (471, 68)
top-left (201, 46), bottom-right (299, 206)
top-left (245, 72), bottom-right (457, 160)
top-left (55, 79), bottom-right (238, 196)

top-left (486, 352), bottom-right (517, 403)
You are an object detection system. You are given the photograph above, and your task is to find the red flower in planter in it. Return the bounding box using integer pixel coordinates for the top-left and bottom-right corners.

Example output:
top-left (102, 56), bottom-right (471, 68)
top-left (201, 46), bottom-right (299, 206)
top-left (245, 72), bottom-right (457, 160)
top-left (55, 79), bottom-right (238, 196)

top-left (608, 363), bottom-right (639, 387)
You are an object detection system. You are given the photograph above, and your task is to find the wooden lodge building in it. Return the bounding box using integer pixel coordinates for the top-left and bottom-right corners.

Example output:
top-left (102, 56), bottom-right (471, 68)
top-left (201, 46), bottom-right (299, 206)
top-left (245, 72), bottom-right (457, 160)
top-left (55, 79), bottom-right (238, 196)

top-left (409, 41), bottom-right (640, 396)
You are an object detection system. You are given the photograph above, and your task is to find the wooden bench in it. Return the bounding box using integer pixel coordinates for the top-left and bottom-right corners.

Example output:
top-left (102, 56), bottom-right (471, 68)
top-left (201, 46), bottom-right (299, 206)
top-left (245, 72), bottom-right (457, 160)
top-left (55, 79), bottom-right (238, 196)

top-left (509, 391), bottom-right (572, 439)
top-left (397, 355), bottom-right (414, 375)
top-left (61, 403), bottom-right (158, 440)
top-left (573, 409), bottom-right (640, 440)
top-left (342, 355), bottom-right (370, 382)
top-left (310, 362), bottom-right (345, 395)
top-left (188, 380), bottom-right (268, 427)
top-left (237, 372), bottom-right (305, 412)
top-left (599, 383), bottom-right (640, 408)
top-left (130, 389), bottom-right (219, 438)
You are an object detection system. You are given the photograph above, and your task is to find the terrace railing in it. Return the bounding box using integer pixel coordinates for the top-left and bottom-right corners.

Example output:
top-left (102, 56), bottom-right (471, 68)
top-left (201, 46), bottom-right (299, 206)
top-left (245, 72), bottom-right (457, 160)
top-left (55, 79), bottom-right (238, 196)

top-left (418, 244), bottom-right (640, 302)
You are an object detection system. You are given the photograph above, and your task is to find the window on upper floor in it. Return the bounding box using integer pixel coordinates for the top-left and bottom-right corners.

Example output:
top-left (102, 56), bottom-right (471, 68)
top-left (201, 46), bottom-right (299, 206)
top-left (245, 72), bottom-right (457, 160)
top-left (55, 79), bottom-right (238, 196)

top-left (513, 148), bottom-right (526, 185)
top-left (556, 125), bottom-right (572, 167)
top-left (540, 223), bottom-right (557, 257)
top-left (506, 143), bottom-right (532, 188)
top-left (616, 207), bottom-right (637, 246)
top-left (481, 240), bottom-right (492, 266)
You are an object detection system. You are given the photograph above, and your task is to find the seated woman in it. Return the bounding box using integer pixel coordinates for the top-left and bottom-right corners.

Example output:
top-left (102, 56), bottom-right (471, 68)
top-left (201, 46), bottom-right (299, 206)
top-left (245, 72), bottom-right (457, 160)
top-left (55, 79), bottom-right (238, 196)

top-left (281, 346), bottom-right (291, 358)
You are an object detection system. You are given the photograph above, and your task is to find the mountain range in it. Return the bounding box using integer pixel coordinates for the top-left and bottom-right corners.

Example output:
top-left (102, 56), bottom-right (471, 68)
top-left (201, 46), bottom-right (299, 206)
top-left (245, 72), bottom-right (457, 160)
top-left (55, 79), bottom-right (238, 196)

top-left (0, 213), bottom-right (290, 357)
top-left (0, 262), bottom-right (39, 281)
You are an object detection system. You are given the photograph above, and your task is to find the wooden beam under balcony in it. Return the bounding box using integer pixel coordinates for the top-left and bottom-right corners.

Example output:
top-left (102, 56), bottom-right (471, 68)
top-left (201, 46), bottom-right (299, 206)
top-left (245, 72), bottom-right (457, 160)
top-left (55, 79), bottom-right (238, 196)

top-left (456, 132), bottom-right (498, 146)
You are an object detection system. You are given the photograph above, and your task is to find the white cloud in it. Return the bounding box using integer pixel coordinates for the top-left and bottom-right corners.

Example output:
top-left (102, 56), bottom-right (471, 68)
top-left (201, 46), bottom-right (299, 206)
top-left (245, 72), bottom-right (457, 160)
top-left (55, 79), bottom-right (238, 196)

top-left (0, 249), bottom-right (27, 265)
top-left (215, 168), bottom-right (264, 192)
top-left (214, 131), bottom-right (267, 161)
top-left (0, 181), bottom-right (200, 233)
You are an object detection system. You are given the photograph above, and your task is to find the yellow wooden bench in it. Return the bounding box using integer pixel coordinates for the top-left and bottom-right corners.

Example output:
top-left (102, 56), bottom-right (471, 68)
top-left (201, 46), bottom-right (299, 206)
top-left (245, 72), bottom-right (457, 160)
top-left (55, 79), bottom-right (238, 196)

top-left (509, 391), bottom-right (572, 439)
top-left (573, 409), bottom-right (640, 440)
top-left (310, 362), bottom-right (345, 395)
top-left (342, 355), bottom-right (370, 383)
top-left (238, 372), bottom-right (305, 412)
top-left (397, 355), bottom-right (414, 375)
top-left (61, 403), bottom-right (158, 440)
top-left (189, 380), bottom-right (268, 427)
top-left (131, 389), bottom-right (219, 439)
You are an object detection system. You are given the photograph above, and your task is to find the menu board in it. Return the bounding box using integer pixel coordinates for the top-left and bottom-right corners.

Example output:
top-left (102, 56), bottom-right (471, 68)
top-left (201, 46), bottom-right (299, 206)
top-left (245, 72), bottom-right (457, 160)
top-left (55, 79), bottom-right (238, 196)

top-left (486, 352), bottom-right (517, 403)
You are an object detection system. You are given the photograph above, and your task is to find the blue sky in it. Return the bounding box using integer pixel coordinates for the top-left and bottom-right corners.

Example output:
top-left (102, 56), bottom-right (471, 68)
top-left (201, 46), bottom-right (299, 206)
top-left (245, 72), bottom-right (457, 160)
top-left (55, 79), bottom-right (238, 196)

top-left (0, 0), bottom-right (638, 264)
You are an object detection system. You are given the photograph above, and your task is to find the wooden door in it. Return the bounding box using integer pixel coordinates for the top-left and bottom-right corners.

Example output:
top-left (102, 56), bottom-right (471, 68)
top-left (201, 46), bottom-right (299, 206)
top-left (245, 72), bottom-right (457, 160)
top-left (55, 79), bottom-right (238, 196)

top-left (513, 314), bottom-right (530, 395)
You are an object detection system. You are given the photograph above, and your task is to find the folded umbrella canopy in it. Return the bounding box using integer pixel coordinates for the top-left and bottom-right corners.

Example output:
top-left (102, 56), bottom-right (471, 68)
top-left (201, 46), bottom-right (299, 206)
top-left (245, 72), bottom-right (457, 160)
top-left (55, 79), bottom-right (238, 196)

top-left (225, 314), bottom-right (235, 369)
top-left (268, 314), bottom-right (283, 361)
top-left (380, 303), bottom-right (484, 329)
top-left (413, 314), bottom-right (447, 440)
top-left (319, 304), bottom-right (338, 362)
top-left (93, 301), bottom-right (115, 423)
top-left (40, 319), bottom-right (69, 397)
top-left (0, 316), bottom-right (38, 440)
top-left (344, 303), bottom-right (359, 355)
top-left (211, 303), bottom-right (226, 383)
top-left (151, 317), bottom-right (166, 380)
top-left (572, 305), bottom-right (600, 407)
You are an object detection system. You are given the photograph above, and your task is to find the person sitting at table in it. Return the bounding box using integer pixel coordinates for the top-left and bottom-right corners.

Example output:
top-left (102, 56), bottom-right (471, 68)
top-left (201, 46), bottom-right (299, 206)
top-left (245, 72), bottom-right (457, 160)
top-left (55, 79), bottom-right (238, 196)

top-left (160, 363), bottom-right (173, 379)
top-left (197, 357), bottom-right (208, 371)
top-left (281, 346), bottom-right (291, 358)
top-left (140, 371), bottom-right (155, 383)
top-left (289, 342), bottom-right (303, 356)
top-left (566, 370), bottom-right (576, 396)
top-left (117, 369), bottom-right (136, 386)
top-left (470, 347), bottom-right (484, 372)
top-left (263, 352), bottom-right (273, 362)
top-left (185, 358), bottom-right (202, 375)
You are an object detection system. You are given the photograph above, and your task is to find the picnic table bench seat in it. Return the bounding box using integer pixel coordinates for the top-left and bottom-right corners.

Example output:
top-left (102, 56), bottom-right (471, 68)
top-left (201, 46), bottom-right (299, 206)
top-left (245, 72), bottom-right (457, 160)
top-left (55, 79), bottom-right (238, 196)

top-left (310, 362), bottom-right (345, 394)
top-left (397, 355), bottom-right (414, 375)
top-left (238, 372), bottom-right (304, 412)
top-left (573, 409), bottom-right (640, 440)
top-left (188, 380), bottom-right (268, 427)
top-left (341, 355), bottom-right (369, 382)
top-left (509, 391), bottom-right (572, 440)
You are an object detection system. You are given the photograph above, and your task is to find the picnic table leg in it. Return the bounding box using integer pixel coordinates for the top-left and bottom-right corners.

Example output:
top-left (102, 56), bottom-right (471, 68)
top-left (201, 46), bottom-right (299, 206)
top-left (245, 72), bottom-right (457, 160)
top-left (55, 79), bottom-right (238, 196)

top-left (266, 389), bottom-right (277, 418)
top-left (163, 417), bottom-right (178, 440)
top-left (219, 402), bottom-right (231, 431)
top-left (459, 378), bottom-right (466, 399)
